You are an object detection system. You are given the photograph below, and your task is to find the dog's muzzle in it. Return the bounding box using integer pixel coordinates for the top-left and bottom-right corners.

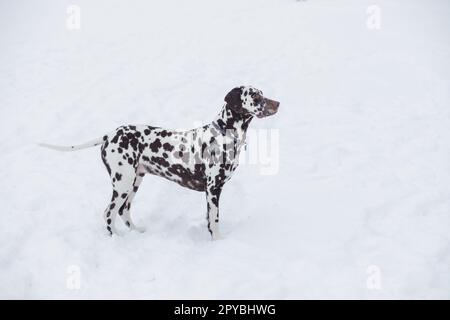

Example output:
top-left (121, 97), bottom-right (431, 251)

top-left (258, 98), bottom-right (280, 118)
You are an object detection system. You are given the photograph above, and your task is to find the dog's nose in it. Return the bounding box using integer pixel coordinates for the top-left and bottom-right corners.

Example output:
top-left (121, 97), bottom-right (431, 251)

top-left (273, 100), bottom-right (280, 109)
top-left (266, 98), bottom-right (280, 110)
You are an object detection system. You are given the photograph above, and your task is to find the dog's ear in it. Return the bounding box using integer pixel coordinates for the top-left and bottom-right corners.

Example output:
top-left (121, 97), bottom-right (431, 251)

top-left (224, 87), bottom-right (243, 113)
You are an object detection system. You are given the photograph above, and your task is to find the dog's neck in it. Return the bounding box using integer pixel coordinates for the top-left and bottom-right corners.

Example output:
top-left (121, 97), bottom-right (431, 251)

top-left (212, 104), bottom-right (254, 141)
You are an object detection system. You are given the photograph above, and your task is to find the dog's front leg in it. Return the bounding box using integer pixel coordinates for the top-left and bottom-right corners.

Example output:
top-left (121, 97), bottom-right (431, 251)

top-left (206, 183), bottom-right (223, 240)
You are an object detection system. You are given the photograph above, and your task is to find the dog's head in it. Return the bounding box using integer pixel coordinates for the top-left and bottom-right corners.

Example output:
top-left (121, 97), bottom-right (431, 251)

top-left (224, 86), bottom-right (280, 118)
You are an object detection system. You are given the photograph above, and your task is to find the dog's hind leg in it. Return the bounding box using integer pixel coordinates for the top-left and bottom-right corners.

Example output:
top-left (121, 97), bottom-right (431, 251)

top-left (103, 191), bottom-right (122, 236)
top-left (118, 170), bottom-right (146, 233)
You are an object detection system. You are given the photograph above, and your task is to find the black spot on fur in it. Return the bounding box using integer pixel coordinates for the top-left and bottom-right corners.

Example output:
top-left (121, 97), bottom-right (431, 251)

top-left (150, 139), bottom-right (162, 153)
top-left (101, 149), bottom-right (111, 175)
top-left (129, 136), bottom-right (139, 151)
top-left (163, 143), bottom-right (174, 152)
top-left (151, 156), bottom-right (170, 168)
top-left (167, 163), bottom-right (206, 191)
top-left (119, 136), bottom-right (129, 150)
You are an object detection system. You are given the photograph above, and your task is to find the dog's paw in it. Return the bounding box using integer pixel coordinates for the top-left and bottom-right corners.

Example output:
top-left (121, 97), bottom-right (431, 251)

top-left (211, 232), bottom-right (224, 241)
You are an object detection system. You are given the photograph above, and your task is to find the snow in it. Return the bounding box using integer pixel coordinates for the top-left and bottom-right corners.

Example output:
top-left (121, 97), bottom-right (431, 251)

top-left (1, 0), bottom-right (450, 299)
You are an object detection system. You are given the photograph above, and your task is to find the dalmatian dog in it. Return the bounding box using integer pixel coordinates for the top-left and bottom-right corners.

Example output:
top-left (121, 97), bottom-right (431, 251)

top-left (39, 86), bottom-right (280, 240)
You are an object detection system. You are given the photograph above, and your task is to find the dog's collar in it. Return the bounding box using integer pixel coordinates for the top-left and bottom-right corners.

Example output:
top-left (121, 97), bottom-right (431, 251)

top-left (212, 121), bottom-right (241, 141)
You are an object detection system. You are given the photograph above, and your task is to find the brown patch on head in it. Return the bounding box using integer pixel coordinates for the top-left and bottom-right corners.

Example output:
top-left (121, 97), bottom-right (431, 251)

top-left (224, 87), bottom-right (244, 114)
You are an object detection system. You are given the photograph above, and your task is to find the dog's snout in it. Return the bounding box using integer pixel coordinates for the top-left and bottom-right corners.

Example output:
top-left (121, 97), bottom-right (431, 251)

top-left (266, 98), bottom-right (279, 109)
top-left (257, 98), bottom-right (279, 118)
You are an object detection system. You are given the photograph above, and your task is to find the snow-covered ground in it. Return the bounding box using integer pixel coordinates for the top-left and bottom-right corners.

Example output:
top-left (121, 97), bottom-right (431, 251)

top-left (1, 0), bottom-right (449, 299)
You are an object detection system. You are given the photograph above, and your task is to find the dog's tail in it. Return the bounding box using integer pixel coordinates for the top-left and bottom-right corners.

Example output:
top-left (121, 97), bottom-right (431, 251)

top-left (37, 136), bottom-right (104, 152)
